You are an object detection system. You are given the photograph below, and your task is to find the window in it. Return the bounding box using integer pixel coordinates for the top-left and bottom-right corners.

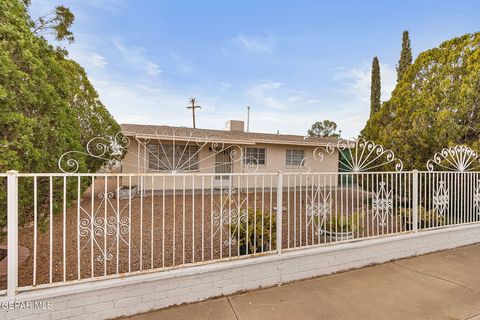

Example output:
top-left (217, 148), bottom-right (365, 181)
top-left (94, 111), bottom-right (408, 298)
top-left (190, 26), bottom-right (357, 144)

top-left (147, 143), bottom-right (199, 171)
top-left (244, 147), bottom-right (266, 165)
top-left (286, 149), bottom-right (305, 166)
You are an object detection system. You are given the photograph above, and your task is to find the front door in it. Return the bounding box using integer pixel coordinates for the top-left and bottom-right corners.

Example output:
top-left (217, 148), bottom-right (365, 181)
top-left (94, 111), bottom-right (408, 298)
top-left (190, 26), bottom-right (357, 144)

top-left (214, 148), bottom-right (232, 188)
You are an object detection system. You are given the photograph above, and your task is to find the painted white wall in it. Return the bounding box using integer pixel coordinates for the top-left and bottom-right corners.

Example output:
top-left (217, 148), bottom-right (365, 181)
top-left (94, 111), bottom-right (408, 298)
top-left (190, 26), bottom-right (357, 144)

top-left (2, 224), bottom-right (479, 320)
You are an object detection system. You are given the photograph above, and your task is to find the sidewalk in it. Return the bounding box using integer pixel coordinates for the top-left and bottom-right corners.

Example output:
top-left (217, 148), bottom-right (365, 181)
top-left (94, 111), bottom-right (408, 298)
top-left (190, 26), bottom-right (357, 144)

top-left (124, 244), bottom-right (480, 320)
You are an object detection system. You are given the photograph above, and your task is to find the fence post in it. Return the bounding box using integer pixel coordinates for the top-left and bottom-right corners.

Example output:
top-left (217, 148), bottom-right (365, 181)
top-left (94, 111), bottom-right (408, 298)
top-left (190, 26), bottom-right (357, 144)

top-left (275, 170), bottom-right (283, 254)
top-left (276, 171), bottom-right (283, 254)
top-left (412, 170), bottom-right (419, 232)
top-left (7, 170), bottom-right (18, 298)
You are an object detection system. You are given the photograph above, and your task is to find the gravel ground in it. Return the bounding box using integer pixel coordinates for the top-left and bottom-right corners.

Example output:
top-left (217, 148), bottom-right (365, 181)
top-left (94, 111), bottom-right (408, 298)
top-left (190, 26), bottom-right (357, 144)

top-left (0, 177), bottom-right (408, 290)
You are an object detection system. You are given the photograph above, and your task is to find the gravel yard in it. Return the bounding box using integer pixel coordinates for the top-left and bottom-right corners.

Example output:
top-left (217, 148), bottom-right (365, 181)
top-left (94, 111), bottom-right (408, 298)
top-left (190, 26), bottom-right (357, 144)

top-left (0, 177), bottom-right (407, 290)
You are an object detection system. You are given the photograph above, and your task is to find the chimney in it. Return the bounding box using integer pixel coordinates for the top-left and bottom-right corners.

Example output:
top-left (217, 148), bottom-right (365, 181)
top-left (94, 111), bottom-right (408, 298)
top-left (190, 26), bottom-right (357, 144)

top-left (225, 120), bottom-right (245, 132)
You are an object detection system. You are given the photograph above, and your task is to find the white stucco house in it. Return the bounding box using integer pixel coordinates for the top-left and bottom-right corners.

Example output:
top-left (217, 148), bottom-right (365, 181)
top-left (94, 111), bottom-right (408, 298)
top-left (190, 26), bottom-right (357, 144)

top-left (120, 120), bottom-right (341, 190)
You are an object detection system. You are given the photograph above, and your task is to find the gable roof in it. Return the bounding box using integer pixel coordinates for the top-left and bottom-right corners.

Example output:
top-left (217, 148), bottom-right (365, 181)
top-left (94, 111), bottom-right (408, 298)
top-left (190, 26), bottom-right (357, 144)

top-left (121, 123), bottom-right (340, 147)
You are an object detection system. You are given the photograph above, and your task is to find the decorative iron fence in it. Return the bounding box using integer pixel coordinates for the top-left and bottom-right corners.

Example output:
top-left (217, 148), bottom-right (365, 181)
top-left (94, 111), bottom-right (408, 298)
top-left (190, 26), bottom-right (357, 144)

top-left (2, 142), bottom-right (480, 297)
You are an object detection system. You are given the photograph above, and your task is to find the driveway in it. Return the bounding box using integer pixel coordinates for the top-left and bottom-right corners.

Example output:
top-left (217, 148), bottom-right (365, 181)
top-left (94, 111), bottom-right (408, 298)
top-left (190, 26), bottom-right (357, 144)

top-left (123, 244), bottom-right (480, 320)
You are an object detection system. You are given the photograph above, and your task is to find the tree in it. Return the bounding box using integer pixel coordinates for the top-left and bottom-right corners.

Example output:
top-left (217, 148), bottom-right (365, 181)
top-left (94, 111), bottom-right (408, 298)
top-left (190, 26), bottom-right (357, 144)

top-left (397, 31), bottom-right (413, 82)
top-left (0, 0), bottom-right (122, 232)
top-left (362, 32), bottom-right (480, 170)
top-left (32, 5), bottom-right (75, 43)
top-left (370, 56), bottom-right (381, 116)
top-left (308, 120), bottom-right (339, 137)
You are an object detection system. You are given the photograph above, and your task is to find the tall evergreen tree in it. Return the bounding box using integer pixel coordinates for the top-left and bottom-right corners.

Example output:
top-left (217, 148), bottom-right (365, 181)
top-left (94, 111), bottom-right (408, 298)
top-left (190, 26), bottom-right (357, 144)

top-left (0, 0), bottom-right (122, 231)
top-left (370, 56), bottom-right (381, 116)
top-left (397, 30), bottom-right (413, 82)
top-left (362, 32), bottom-right (480, 170)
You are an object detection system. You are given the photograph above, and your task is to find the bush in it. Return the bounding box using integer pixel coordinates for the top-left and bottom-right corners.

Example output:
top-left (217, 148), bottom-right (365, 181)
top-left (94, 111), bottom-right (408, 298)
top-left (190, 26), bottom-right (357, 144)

top-left (231, 209), bottom-right (276, 255)
top-left (321, 212), bottom-right (363, 233)
top-left (399, 206), bottom-right (444, 229)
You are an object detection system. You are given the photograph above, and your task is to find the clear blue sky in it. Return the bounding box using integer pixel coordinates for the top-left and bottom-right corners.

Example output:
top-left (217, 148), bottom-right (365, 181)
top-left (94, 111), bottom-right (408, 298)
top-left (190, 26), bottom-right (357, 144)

top-left (30, 0), bottom-right (480, 137)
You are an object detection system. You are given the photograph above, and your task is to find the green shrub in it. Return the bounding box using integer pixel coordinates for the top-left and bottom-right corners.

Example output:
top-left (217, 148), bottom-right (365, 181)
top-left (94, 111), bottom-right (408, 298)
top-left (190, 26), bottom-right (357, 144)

top-left (399, 206), bottom-right (444, 228)
top-left (231, 209), bottom-right (276, 254)
top-left (317, 212), bottom-right (363, 233)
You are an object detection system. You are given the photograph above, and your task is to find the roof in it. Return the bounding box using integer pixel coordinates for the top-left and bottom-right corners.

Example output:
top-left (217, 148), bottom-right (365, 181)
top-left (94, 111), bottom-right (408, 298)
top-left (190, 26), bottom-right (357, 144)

top-left (120, 123), bottom-right (341, 147)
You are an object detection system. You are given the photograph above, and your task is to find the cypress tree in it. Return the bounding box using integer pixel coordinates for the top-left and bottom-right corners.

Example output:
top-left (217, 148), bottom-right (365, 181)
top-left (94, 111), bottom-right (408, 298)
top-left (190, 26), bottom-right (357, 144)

top-left (397, 31), bottom-right (413, 82)
top-left (370, 56), bottom-right (381, 116)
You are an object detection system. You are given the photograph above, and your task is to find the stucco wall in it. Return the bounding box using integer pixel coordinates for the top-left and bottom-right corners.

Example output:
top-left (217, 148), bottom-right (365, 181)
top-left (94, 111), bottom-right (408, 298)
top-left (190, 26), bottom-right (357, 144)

top-left (121, 138), bottom-right (339, 189)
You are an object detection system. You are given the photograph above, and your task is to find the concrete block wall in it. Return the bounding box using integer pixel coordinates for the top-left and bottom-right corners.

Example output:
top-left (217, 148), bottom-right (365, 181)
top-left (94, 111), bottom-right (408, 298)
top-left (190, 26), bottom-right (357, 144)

top-left (1, 223), bottom-right (479, 320)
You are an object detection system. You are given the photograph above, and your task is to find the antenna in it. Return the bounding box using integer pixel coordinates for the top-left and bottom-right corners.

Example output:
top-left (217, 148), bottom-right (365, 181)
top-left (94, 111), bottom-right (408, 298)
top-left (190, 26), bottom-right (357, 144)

top-left (246, 106), bottom-right (251, 132)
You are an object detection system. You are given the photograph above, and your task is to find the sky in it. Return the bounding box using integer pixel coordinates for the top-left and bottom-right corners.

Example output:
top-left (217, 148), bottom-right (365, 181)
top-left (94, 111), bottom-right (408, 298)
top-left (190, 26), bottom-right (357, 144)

top-left (29, 0), bottom-right (480, 138)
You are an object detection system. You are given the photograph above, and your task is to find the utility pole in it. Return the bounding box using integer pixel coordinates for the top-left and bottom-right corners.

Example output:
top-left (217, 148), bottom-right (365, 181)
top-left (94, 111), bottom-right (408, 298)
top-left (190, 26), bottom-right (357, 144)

top-left (187, 98), bottom-right (201, 128)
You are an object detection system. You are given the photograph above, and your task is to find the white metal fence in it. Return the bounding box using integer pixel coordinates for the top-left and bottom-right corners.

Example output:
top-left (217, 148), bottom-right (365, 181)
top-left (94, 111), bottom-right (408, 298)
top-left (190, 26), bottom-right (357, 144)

top-left (2, 169), bottom-right (480, 297)
top-left (1, 141), bottom-right (480, 297)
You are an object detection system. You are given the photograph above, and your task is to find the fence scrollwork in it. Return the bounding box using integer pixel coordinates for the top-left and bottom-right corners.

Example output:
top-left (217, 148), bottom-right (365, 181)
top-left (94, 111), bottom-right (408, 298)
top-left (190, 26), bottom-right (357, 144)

top-left (426, 145), bottom-right (480, 172)
top-left (58, 132), bottom-right (129, 173)
top-left (58, 128), bottom-right (261, 174)
top-left (305, 138), bottom-right (404, 172)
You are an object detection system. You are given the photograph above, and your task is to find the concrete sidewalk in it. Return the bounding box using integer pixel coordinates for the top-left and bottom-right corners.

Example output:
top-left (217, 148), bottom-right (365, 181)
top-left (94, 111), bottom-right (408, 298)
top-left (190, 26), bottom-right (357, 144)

top-left (124, 244), bottom-right (480, 320)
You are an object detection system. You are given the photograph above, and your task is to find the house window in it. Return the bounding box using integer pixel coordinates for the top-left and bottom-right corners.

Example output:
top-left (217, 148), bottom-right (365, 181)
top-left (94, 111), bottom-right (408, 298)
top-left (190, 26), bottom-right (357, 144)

top-left (286, 149), bottom-right (305, 166)
top-left (147, 143), bottom-right (199, 171)
top-left (244, 147), bottom-right (266, 165)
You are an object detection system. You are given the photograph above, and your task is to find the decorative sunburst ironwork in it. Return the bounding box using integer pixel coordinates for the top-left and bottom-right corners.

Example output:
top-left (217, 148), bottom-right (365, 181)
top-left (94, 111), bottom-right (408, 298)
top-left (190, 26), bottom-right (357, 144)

top-left (305, 185), bottom-right (331, 231)
top-left (427, 145), bottom-right (480, 172)
top-left (372, 181), bottom-right (393, 227)
top-left (79, 192), bottom-right (130, 262)
top-left (212, 188), bottom-right (248, 246)
top-left (474, 181), bottom-right (480, 216)
top-left (58, 128), bottom-right (260, 174)
top-left (310, 138), bottom-right (403, 172)
top-left (432, 181), bottom-right (449, 216)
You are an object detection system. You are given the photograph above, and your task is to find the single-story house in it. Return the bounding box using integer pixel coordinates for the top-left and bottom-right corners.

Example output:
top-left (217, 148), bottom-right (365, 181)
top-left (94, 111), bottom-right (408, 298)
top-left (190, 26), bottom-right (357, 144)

top-left (120, 121), bottom-right (341, 190)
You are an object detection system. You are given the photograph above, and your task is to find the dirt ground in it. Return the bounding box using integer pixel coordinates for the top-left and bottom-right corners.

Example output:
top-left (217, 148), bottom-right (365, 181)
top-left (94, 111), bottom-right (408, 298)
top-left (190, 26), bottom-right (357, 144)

top-left (0, 177), bottom-right (408, 290)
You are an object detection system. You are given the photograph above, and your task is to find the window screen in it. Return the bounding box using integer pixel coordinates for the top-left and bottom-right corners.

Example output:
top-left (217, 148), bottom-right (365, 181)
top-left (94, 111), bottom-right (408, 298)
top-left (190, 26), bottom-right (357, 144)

top-left (286, 149), bottom-right (304, 166)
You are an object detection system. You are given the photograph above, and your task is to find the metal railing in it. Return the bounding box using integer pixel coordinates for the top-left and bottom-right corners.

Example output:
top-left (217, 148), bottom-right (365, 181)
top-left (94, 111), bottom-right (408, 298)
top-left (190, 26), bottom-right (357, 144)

top-left (2, 169), bottom-right (480, 296)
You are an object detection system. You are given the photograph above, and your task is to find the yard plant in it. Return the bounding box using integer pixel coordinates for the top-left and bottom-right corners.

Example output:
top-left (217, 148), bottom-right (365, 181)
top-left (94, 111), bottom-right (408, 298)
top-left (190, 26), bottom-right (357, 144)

top-left (322, 212), bottom-right (363, 234)
top-left (399, 206), bottom-right (444, 229)
top-left (231, 208), bottom-right (276, 255)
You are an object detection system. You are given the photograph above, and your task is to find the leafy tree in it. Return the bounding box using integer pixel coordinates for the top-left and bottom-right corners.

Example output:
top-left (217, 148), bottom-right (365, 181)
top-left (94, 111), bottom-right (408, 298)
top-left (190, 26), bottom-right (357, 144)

top-left (32, 5), bottom-right (75, 43)
top-left (370, 57), bottom-right (381, 116)
top-left (396, 31), bottom-right (413, 82)
top-left (308, 120), bottom-right (339, 137)
top-left (0, 0), bottom-right (122, 232)
top-left (362, 32), bottom-right (480, 170)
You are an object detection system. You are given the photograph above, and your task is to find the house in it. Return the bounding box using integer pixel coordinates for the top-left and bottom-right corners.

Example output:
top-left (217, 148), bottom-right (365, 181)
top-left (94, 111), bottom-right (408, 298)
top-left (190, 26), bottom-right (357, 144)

top-left (120, 121), bottom-right (341, 190)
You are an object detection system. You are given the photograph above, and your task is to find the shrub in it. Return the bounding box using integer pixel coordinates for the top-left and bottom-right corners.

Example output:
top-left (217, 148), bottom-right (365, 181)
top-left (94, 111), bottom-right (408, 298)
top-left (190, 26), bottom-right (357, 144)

top-left (321, 212), bottom-right (363, 233)
top-left (231, 209), bottom-right (276, 254)
top-left (399, 206), bottom-right (444, 228)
